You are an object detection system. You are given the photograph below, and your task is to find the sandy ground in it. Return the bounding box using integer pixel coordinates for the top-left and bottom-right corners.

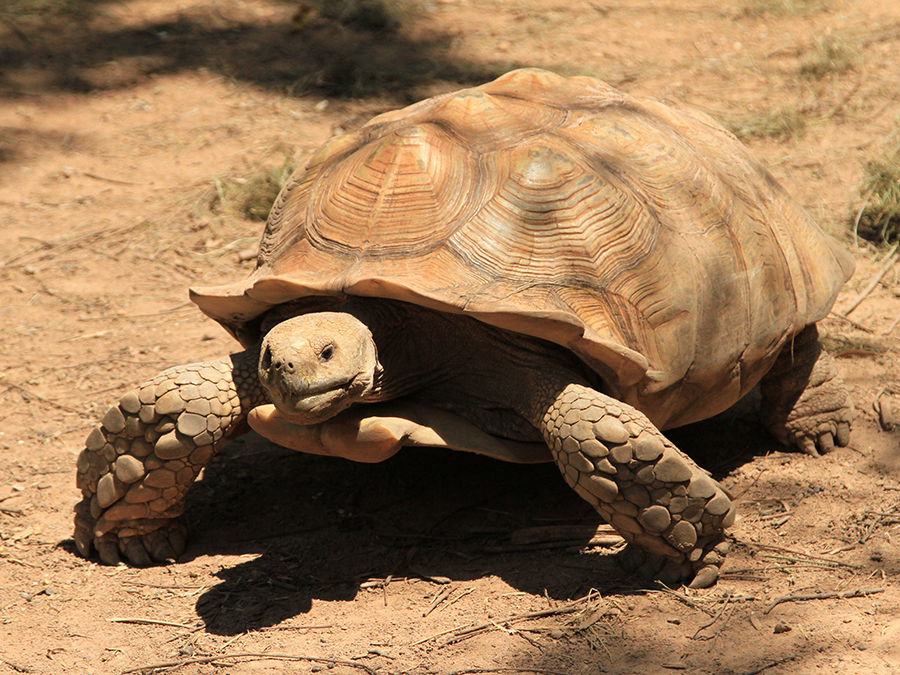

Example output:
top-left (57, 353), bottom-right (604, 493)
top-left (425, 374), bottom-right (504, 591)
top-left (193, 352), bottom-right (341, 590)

top-left (2, 0), bottom-right (900, 673)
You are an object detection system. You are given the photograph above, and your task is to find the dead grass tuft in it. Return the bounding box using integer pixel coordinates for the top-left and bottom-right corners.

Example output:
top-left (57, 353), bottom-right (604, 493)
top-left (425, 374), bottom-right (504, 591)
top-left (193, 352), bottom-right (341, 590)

top-left (727, 106), bottom-right (807, 141)
top-left (855, 143), bottom-right (900, 242)
top-left (211, 157), bottom-right (298, 221)
top-left (738, 0), bottom-right (832, 17)
top-left (800, 34), bottom-right (858, 79)
top-left (0, 0), bottom-right (90, 19)
top-left (294, 0), bottom-right (421, 31)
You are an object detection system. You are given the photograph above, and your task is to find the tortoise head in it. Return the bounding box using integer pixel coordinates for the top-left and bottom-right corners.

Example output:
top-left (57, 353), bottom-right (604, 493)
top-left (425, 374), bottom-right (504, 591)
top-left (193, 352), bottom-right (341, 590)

top-left (258, 312), bottom-right (382, 424)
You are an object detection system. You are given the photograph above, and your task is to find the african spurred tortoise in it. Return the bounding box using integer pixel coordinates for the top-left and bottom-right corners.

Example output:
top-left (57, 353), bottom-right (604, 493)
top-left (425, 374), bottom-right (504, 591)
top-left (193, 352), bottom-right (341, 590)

top-left (74, 69), bottom-right (854, 587)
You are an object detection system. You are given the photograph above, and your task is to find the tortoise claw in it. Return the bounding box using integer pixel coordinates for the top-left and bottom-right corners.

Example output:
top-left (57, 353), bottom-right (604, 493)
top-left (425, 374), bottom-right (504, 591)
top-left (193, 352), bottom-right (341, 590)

top-left (688, 565), bottom-right (720, 589)
top-left (836, 422), bottom-right (851, 447)
top-left (96, 536), bottom-right (122, 566)
top-left (817, 431), bottom-right (835, 455)
top-left (124, 538), bottom-right (153, 567)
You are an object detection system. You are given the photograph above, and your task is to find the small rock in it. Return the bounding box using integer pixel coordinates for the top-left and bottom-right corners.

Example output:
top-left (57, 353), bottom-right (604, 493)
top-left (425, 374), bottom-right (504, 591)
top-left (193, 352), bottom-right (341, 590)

top-left (773, 623), bottom-right (792, 634)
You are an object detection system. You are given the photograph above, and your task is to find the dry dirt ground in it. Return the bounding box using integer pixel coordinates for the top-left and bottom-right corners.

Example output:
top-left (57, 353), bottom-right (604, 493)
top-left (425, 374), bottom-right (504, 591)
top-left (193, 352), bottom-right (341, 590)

top-left (2, 0), bottom-right (900, 673)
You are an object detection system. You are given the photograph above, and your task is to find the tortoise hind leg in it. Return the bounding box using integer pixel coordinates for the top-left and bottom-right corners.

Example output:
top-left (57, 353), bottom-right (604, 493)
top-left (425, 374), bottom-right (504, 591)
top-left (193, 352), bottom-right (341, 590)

top-left (74, 349), bottom-right (267, 566)
top-left (538, 384), bottom-right (735, 588)
top-left (760, 325), bottom-right (853, 456)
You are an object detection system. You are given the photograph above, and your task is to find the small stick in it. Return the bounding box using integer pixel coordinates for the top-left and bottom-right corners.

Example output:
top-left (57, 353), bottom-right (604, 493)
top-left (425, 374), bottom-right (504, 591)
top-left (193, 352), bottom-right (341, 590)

top-left (764, 587), bottom-right (886, 614)
top-left (844, 241), bottom-right (900, 316)
top-left (423, 585), bottom-right (454, 617)
top-left (742, 654), bottom-right (797, 675)
top-left (444, 587), bottom-right (474, 610)
top-left (827, 311), bottom-right (874, 333)
top-left (82, 171), bottom-right (142, 186)
top-left (691, 592), bottom-right (733, 639)
top-left (412, 600), bottom-right (586, 646)
top-left (120, 653), bottom-right (377, 675)
top-left (106, 617), bottom-right (194, 629)
top-left (750, 542), bottom-right (861, 566)
top-left (446, 669), bottom-right (571, 675)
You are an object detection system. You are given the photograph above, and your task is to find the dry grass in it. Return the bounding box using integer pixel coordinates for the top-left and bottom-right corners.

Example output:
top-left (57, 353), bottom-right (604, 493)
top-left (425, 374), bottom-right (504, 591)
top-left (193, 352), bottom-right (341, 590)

top-left (295, 0), bottom-right (421, 30)
top-left (800, 34), bottom-right (858, 79)
top-left (211, 157), bottom-right (298, 221)
top-left (727, 106), bottom-right (808, 141)
top-left (0, 0), bottom-right (89, 19)
top-left (856, 142), bottom-right (900, 242)
top-left (739, 0), bottom-right (832, 17)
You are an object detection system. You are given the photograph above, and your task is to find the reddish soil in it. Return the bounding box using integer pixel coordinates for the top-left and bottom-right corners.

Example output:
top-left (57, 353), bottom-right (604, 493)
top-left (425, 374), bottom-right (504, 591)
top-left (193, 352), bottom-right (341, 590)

top-left (2, 1), bottom-right (900, 673)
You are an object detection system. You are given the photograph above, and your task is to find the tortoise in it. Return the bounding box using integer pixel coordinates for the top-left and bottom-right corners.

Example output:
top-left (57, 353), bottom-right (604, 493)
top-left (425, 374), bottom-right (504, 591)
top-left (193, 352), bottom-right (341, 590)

top-left (74, 68), bottom-right (854, 588)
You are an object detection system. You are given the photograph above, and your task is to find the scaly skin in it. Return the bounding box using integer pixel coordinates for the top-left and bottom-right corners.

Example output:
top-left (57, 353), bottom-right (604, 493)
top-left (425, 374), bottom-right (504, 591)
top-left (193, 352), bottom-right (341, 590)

top-left (538, 383), bottom-right (735, 588)
top-left (760, 325), bottom-right (853, 456)
top-left (73, 349), bottom-right (267, 565)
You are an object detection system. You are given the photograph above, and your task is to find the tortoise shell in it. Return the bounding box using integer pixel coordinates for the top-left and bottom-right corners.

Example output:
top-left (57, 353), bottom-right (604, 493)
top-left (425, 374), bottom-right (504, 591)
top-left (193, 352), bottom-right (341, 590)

top-left (191, 68), bottom-right (853, 431)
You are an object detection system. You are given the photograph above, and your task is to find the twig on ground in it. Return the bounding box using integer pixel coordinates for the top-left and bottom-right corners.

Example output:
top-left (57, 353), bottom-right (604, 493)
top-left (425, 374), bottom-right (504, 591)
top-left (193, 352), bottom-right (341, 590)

top-left (742, 654), bottom-right (797, 675)
top-left (1, 380), bottom-right (81, 414)
top-left (0, 221), bottom-right (149, 270)
top-left (119, 652), bottom-right (378, 675)
top-left (412, 596), bottom-right (591, 646)
top-left (423, 585), bottom-right (454, 617)
top-left (760, 554), bottom-right (848, 569)
top-left (651, 584), bottom-right (715, 616)
top-left (764, 587), bottom-right (886, 614)
top-left (83, 172), bottom-right (142, 186)
top-left (107, 617), bottom-right (194, 629)
top-left (843, 241), bottom-right (900, 316)
top-left (446, 669), bottom-right (571, 675)
top-left (749, 543), bottom-right (861, 568)
top-left (828, 311), bottom-right (875, 333)
top-left (691, 592), bottom-right (733, 639)
top-left (444, 587), bottom-right (475, 610)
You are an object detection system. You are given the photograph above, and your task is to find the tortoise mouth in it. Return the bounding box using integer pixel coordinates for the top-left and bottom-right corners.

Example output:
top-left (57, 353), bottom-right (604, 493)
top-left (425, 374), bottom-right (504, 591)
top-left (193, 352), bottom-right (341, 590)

top-left (259, 348), bottom-right (357, 424)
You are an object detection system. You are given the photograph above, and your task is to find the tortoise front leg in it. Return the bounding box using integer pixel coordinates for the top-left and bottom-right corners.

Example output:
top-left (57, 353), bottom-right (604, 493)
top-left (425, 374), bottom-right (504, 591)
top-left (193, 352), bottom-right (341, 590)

top-left (760, 325), bottom-right (853, 456)
top-left (73, 349), bottom-right (267, 566)
top-left (538, 384), bottom-right (735, 588)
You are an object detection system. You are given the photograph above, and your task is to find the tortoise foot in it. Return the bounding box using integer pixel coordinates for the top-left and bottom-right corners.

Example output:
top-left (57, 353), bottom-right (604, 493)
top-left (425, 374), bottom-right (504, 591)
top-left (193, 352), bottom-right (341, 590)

top-left (761, 326), bottom-right (854, 457)
top-left (541, 384), bottom-right (736, 584)
top-left (74, 352), bottom-right (264, 565)
top-left (620, 538), bottom-right (730, 588)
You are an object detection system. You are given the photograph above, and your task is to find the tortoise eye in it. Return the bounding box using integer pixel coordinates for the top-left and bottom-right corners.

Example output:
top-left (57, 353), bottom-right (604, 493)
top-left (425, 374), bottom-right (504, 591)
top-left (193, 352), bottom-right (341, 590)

top-left (319, 344), bottom-right (336, 363)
